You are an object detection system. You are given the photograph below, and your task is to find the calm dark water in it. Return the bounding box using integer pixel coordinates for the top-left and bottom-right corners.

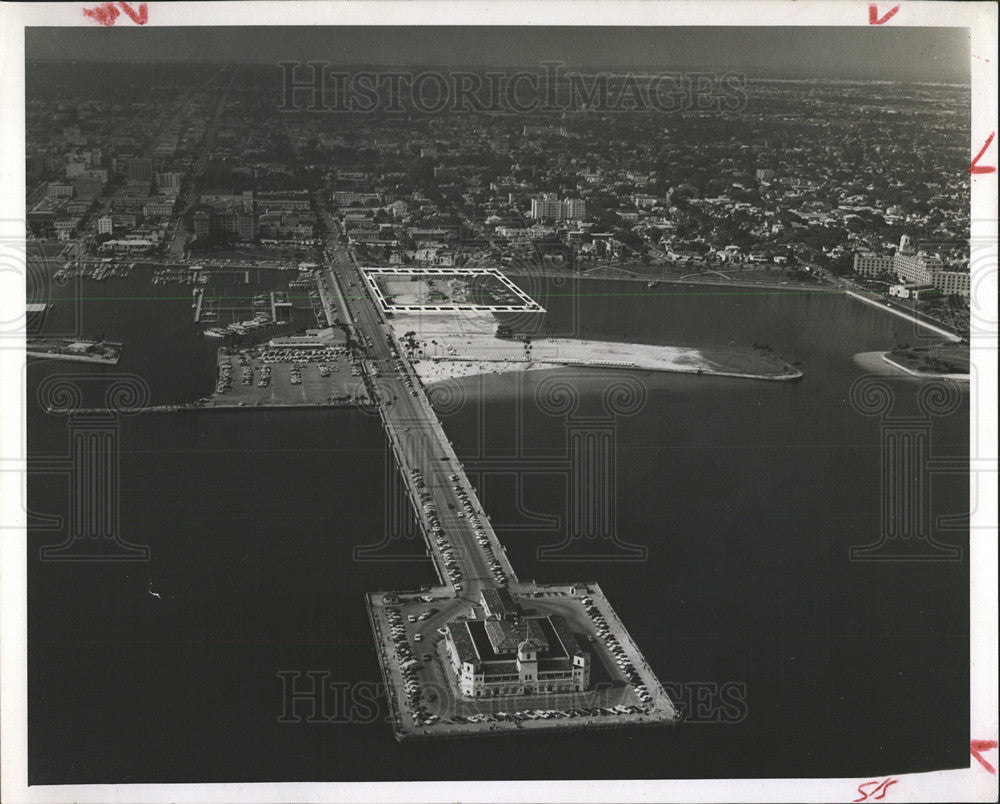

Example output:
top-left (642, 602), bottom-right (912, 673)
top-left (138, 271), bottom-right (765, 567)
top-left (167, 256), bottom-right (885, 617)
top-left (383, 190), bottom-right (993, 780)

top-left (27, 275), bottom-right (969, 783)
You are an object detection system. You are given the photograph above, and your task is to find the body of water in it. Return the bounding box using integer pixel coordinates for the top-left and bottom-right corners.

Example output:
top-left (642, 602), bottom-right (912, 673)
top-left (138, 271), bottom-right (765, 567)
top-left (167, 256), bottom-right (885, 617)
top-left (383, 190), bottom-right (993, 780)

top-left (27, 275), bottom-right (969, 783)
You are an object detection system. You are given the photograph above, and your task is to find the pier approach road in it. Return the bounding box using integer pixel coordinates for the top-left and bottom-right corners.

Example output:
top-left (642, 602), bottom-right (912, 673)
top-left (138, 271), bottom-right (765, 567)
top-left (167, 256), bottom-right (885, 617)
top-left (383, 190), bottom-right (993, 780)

top-left (318, 206), bottom-right (517, 601)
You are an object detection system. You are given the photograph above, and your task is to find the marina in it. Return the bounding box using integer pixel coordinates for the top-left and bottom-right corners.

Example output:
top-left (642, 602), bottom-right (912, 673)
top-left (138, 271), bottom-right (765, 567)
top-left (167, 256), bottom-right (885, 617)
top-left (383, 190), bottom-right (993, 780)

top-left (153, 266), bottom-right (210, 285)
top-left (53, 259), bottom-right (135, 282)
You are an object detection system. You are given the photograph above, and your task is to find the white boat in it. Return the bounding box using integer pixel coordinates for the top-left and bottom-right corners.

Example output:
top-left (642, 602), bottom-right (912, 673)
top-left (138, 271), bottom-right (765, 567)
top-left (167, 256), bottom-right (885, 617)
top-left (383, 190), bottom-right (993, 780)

top-left (204, 328), bottom-right (227, 338)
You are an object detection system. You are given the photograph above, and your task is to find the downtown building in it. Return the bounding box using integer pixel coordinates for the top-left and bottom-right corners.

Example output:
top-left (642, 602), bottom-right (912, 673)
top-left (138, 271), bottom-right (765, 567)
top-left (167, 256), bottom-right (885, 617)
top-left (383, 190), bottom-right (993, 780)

top-left (530, 195), bottom-right (586, 221)
top-left (156, 172), bottom-right (184, 193)
top-left (853, 252), bottom-right (895, 278)
top-left (853, 238), bottom-right (971, 298)
top-left (256, 190), bottom-right (311, 213)
top-left (72, 171), bottom-right (106, 201)
top-left (192, 199), bottom-right (258, 243)
top-left (127, 156), bottom-right (154, 183)
top-left (893, 249), bottom-right (970, 298)
top-left (46, 182), bottom-right (74, 200)
top-left (212, 206), bottom-right (258, 242)
top-left (143, 200), bottom-right (176, 220)
top-left (444, 588), bottom-right (590, 699)
top-left (192, 209), bottom-right (211, 238)
top-left (331, 190), bottom-right (380, 206)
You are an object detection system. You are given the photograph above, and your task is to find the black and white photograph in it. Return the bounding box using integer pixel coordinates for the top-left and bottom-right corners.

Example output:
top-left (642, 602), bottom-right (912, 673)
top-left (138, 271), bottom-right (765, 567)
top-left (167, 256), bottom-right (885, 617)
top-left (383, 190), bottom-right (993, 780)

top-left (1, 3), bottom-right (997, 802)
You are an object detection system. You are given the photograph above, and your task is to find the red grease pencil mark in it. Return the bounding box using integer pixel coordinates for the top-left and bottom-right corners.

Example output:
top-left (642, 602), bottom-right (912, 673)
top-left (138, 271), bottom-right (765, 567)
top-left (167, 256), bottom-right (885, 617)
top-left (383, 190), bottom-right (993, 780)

top-left (82, 3), bottom-right (119, 25)
top-left (854, 778), bottom-right (898, 802)
top-left (868, 4), bottom-right (900, 24)
top-left (117, 2), bottom-right (148, 23)
top-left (970, 739), bottom-right (998, 774)
top-left (83, 2), bottom-right (148, 26)
top-left (968, 132), bottom-right (997, 174)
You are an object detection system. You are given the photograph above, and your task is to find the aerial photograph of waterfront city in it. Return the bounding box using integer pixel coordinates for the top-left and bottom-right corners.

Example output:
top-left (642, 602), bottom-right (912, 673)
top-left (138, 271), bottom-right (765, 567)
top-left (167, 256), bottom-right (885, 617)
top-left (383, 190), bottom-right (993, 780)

top-left (21, 25), bottom-right (974, 785)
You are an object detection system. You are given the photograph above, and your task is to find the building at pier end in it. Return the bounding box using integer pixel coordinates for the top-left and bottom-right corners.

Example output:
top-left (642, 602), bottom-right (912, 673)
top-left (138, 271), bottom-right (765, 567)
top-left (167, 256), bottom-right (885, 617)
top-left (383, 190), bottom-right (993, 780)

top-left (444, 589), bottom-right (590, 698)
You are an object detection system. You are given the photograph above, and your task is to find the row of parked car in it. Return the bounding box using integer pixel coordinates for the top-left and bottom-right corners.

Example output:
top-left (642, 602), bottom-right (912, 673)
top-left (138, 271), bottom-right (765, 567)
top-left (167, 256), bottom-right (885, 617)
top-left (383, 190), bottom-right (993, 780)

top-left (582, 597), bottom-right (653, 705)
top-left (384, 606), bottom-right (439, 728)
top-left (413, 469), bottom-right (465, 591)
top-left (450, 473), bottom-right (507, 585)
top-left (399, 356), bottom-right (416, 395)
top-left (452, 703), bottom-right (649, 725)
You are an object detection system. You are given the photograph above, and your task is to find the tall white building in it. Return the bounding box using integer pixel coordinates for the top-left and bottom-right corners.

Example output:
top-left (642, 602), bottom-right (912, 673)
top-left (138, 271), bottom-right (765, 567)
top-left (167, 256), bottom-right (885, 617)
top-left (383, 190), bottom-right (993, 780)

top-left (563, 198), bottom-right (586, 219)
top-left (530, 195), bottom-right (586, 221)
top-left (853, 240), bottom-right (970, 299)
top-left (932, 269), bottom-right (970, 297)
top-left (853, 252), bottom-right (895, 277)
top-left (894, 251), bottom-right (942, 286)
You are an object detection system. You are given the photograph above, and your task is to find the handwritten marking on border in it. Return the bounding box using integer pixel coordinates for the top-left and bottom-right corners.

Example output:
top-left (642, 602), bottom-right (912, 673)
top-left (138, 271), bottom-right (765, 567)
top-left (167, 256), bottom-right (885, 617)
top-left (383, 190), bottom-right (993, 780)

top-left (854, 778), bottom-right (898, 802)
top-left (868, 4), bottom-right (900, 24)
top-left (83, 2), bottom-right (148, 26)
top-left (970, 739), bottom-right (998, 774)
top-left (968, 132), bottom-right (997, 175)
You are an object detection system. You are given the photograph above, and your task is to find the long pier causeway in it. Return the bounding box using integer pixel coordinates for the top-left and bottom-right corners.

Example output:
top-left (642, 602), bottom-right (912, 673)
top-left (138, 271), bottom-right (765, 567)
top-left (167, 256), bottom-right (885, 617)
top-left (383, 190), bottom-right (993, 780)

top-left (312, 226), bottom-right (677, 739)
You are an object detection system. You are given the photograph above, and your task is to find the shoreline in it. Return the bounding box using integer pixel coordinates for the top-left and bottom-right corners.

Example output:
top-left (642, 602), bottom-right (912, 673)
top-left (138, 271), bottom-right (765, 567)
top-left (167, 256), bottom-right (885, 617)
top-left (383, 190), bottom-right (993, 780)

top-left (851, 350), bottom-right (970, 381)
top-left (881, 353), bottom-right (969, 381)
top-left (417, 353), bottom-right (802, 386)
top-left (844, 290), bottom-right (962, 342)
top-left (505, 269), bottom-right (965, 343)
top-left (503, 267), bottom-right (832, 294)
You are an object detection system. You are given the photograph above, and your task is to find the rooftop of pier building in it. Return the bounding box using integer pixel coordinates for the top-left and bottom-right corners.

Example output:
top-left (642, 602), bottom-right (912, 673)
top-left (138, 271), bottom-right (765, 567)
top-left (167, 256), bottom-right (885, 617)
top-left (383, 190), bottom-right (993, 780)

top-left (445, 590), bottom-right (587, 673)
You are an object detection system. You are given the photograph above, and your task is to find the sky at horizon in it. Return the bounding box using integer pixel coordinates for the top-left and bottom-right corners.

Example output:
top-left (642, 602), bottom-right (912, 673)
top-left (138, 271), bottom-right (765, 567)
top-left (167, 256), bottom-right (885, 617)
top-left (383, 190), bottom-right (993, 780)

top-left (25, 26), bottom-right (970, 82)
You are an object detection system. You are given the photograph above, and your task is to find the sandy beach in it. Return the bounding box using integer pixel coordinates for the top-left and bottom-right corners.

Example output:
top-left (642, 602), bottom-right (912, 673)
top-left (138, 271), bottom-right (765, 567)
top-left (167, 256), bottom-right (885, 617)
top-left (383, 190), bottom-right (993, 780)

top-left (416, 358), bottom-right (565, 383)
top-left (390, 311), bottom-right (801, 385)
top-left (852, 350), bottom-right (915, 377)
